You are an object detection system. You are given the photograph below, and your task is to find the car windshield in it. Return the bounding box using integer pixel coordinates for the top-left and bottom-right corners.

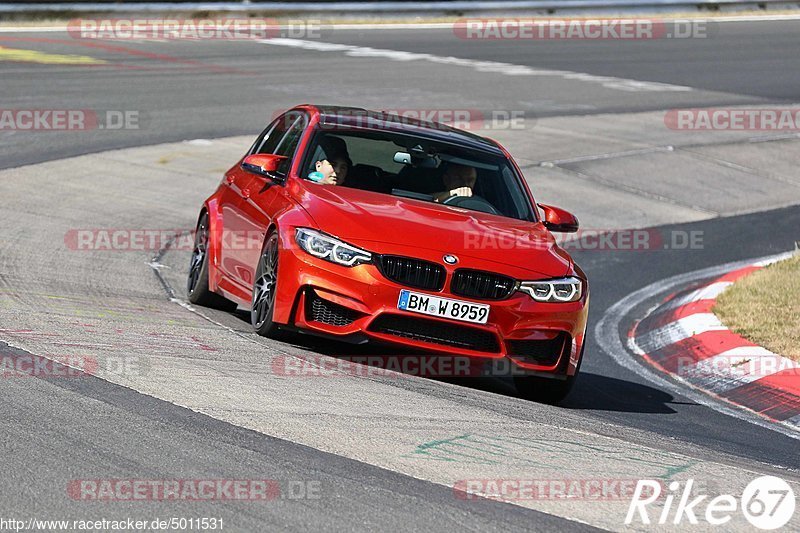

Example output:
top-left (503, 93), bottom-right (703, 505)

top-left (301, 128), bottom-right (535, 221)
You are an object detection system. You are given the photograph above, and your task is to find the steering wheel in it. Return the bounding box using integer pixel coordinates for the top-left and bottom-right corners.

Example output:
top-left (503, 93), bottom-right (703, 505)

top-left (442, 194), bottom-right (502, 216)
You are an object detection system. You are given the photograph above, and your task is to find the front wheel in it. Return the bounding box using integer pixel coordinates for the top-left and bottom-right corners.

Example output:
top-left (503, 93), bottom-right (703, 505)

top-left (251, 231), bottom-right (284, 338)
top-left (513, 374), bottom-right (576, 404)
top-left (513, 343), bottom-right (584, 404)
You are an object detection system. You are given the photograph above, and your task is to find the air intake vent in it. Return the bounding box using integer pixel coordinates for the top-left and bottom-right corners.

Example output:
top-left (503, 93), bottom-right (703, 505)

top-left (506, 333), bottom-right (570, 367)
top-left (368, 314), bottom-right (500, 353)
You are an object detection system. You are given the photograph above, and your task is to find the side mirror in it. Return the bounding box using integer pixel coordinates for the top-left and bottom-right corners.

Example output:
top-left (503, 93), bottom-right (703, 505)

top-left (241, 154), bottom-right (287, 181)
top-left (538, 203), bottom-right (579, 233)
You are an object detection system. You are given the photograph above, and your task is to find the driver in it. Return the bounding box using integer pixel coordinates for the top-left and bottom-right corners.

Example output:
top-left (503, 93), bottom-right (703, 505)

top-left (433, 163), bottom-right (477, 203)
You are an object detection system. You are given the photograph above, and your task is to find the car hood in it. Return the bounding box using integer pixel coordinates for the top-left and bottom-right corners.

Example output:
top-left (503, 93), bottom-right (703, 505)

top-left (294, 183), bottom-right (571, 279)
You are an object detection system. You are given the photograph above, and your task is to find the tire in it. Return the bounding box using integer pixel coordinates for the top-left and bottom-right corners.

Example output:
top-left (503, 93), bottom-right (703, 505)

top-left (251, 231), bottom-right (284, 339)
top-left (513, 343), bottom-right (584, 404)
top-left (187, 212), bottom-right (237, 312)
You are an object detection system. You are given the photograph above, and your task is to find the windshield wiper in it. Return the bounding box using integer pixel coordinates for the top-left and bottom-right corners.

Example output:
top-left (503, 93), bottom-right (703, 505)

top-left (391, 189), bottom-right (435, 202)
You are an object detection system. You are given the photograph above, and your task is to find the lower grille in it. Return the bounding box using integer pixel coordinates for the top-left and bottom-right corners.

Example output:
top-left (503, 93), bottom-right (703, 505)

top-left (368, 314), bottom-right (500, 353)
top-left (305, 290), bottom-right (361, 327)
top-left (377, 255), bottom-right (445, 291)
top-left (506, 333), bottom-right (569, 366)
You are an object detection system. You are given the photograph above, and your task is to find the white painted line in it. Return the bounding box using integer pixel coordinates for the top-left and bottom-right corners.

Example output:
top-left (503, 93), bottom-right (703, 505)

top-left (595, 250), bottom-right (800, 440)
top-left (542, 145), bottom-right (674, 166)
top-left (259, 37), bottom-right (694, 93)
top-left (753, 254), bottom-right (795, 267)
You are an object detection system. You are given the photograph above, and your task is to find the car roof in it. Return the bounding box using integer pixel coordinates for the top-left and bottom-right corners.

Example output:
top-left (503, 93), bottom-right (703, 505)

top-left (311, 105), bottom-right (506, 156)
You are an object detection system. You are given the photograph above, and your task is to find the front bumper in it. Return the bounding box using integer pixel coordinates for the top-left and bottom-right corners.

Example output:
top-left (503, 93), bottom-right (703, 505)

top-left (275, 232), bottom-right (589, 376)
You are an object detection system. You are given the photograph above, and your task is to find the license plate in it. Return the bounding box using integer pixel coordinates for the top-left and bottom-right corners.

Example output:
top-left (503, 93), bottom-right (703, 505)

top-left (397, 290), bottom-right (490, 324)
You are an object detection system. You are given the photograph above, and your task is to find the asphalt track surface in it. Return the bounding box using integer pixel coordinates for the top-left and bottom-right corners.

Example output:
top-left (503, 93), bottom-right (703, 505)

top-left (1, 18), bottom-right (800, 531)
top-left (3, 20), bottom-right (800, 169)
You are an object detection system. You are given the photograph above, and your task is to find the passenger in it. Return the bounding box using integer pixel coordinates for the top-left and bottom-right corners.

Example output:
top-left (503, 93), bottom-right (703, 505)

top-left (308, 136), bottom-right (351, 186)
top-left (433, 163), bottom-right (477, 202)
top-left (308, 158), bottom-right (339, 185)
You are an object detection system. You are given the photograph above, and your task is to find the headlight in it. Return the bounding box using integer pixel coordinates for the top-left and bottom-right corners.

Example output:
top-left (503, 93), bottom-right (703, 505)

top-left (295, 228), bottom-right (372, 267)
top-left (518, 277), bottom-right (582, 303)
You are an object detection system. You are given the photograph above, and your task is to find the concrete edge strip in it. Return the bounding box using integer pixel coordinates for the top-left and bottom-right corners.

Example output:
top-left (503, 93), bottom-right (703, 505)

top-left (629, 254), bottom-right (800, 427)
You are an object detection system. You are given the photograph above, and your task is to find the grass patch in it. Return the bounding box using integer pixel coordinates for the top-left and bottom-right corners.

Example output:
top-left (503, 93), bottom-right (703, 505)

top-left (714, 254), bottom-right (800, 362)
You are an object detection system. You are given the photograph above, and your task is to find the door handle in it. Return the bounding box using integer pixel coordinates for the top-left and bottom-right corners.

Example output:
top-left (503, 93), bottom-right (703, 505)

top-left (226, 175), bottom-right (235, 185)
top-left (241, 188), bottom-right (250, 199)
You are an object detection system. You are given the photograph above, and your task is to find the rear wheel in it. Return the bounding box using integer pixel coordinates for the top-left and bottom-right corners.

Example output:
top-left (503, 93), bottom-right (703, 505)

top-left (251, 231), bottom-right (284, 339)
top-left (187, 212), bottom-right (237, 311)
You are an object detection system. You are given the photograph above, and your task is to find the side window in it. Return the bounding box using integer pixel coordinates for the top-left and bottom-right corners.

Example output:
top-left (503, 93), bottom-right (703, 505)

top-left (248, 121), bottom-right (277, 155)
top-left (274, 114), bottom-right (307, 175)
top-left (255, 117), bottom-right (290, 155)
